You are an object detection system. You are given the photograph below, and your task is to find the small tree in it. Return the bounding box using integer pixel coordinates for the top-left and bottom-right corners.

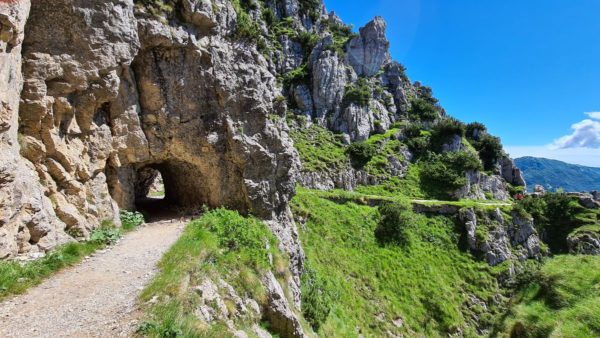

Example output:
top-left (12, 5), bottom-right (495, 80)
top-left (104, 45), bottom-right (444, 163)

top-left (347, 141), bottom-right (376, 169)
top-left (409, 98), bottom-right (439, 122)
top-left (429, 118), bottom-right (466, 152)
top-left (466, 122), bottom-right (487, 141)
top-left (477, 135), bottom-right (503, 170)
top-left (375, 202), bottom-right (413, 246)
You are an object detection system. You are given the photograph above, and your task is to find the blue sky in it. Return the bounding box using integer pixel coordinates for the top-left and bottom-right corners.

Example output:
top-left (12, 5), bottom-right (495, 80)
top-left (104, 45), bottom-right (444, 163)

top-left (323, 0), bottom-right (600, 166)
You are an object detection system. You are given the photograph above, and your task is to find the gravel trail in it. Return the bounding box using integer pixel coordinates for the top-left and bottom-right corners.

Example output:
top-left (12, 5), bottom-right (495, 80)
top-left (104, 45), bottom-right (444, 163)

top-left (0, 220), bottom-right (184, 338)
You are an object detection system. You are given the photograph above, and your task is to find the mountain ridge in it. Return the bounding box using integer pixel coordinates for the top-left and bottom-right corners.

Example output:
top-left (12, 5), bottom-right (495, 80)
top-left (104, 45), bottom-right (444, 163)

top-left (515, 156), bottom-right (600, 192)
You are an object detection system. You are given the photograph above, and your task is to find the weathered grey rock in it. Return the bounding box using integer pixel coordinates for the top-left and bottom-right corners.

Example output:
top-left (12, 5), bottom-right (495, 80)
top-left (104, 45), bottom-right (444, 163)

top-left (345, 16), bottom-right (390, 77)
top-left (498, 156), bottom-right (526, 187)
top-left (454, 171), bottom-right (510, 201)
top-left (459, 208), bottom-right (542, 266)
top-left (291, 84), bottom-right (313, 117)
top-left (0, 0), bottom-right (71, 259)
top-left (276, 35), bottom-right (304, 74)
top-left (331, 100), bottom-right (392, 141)
top-left (297, 168), bottom-right (377, 191)
top-left (568, 231), bottom-right (600, 255)
top-left (441, 134), bottom-right (465, 152)
top-left (263, 271), bottom-right (308, 338)
top-left (381, 62), bottom-right (414, 115)
top-left (567, 192), bottom-right (600, 209)
top-left (459, 208), bottom-right (511, 266)
top-left (509, 211), bottom-right (541, 259)
top-left (310, 37), bottom-right (348, 125)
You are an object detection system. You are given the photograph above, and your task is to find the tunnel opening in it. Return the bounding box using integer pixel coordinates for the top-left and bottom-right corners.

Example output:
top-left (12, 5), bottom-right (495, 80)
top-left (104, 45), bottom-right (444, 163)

top-left (133, 160), bottom-right (232, 221)
top-left (134, 165), bottom-right (172, 221)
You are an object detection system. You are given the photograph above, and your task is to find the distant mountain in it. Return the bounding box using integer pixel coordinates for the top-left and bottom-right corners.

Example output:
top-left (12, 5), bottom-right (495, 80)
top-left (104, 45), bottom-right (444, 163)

top-left (515, 157), bottom-right (600, 192)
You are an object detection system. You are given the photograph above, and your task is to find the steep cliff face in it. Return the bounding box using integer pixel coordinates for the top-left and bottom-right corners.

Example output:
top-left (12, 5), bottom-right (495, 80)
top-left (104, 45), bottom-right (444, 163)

top-left (0, 0), bottom-right (71, 259)
top-left (1, 0), bottom-right (302, 274)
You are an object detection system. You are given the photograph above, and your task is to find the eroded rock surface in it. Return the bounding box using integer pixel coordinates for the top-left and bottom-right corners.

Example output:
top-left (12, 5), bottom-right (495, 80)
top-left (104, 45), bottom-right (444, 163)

top-left (459, 208), bottom-right (542, 266)
top-left (1, 0), bottom-right (303, 276)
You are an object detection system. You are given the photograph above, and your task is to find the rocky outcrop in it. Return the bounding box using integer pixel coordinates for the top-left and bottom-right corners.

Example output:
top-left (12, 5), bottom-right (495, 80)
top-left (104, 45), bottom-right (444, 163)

top-left (297, 168), bottom-right (376, 191)
top-left (0, 0), bottom-right (71, 259)
top-left (568, 230), bottom-right (600, 255)
top-left (454, 171), bottom-right (510, 201)
top-left (192, 274), bottom-right (308, 338)
top-left (567, 192), bottom-right (600, 209)
top-left (459, 208), bottom-right (541, 266)
top-left (345, 16), bottom-right (390, 77)
top-left (309, 35), bottom-right (348, 126)
top-left (262, 271), bottom-right (308, 338)
top-left (498, 156), bottom-right (526, 187)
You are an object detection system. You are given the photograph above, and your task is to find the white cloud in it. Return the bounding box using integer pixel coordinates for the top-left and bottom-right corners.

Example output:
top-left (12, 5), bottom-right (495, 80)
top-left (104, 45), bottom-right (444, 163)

top-left (505, 145), bottom-right (600, 167)
top-left (585, 112), bottom-right (600, 119)
top-left (551, 113), bottom-right (600, 149)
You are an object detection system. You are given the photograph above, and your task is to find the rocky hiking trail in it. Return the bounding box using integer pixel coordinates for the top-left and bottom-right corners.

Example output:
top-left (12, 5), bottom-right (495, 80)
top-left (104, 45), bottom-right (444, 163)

top-left (0, 219), bottom-right (184, 338)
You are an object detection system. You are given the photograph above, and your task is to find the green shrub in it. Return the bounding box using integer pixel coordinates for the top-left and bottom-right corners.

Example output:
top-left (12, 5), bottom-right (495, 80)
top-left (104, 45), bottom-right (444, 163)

top-left (465, 122), bottom-right (487, 141)
top-left (262, 8), bottom-right (276, 27)
top-left (90, 226), bottom-right (122, 246)
top-left (134, 0), bottom-right (175, 17)
top-left (301, 263), bottom-right (338, 330)
top-left (342, 78), bottom-right (372, 108)
top-left (120, 210), bottom-right (145, 231)
top-left (409, 98), bottom-right (439, 121)
top-left (429, 118), bottom-right (466, 152)
top-left (475, 134), bottom-right (503, 170)
top-left (375, 202), bottom-right (413, 246)
top-left (516, 193), bottom-right (592, 253)
top-left (420, 151), bottom-right (483, 198)
top-left (281, 63), bottom-right (310, 88)
top-left (232, 0), bottom-right (261, 42)
top-left (347, 141), bottom-right (376, 169)
top-left (415, 85), bottom-right (438, 105)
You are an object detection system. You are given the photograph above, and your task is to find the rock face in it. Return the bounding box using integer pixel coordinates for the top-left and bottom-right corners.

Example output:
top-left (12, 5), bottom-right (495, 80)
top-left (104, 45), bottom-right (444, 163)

top-left (498, 156), bottom-right (526, 187)
top-left (0, 0), bottom-right (71, 259)
top-left (454, 171), bottom-right (510, 201)
top-left (0, 0), bottom-right (303, 278)
top-left (345, 16), bottom-right (391, 77)
top-left (459, 208), bottom-right (542, 266)
top-left (568, 230), bottom-right (600, 255)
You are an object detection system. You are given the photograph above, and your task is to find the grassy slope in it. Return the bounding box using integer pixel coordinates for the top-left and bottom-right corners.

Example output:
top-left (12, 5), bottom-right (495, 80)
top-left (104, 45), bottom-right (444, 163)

top-left (138, 208), bottom-right (294, 338)
top-left (292, 189), bottom-right (505, 337)
top-left (496, 255), bottom-right (600, 337)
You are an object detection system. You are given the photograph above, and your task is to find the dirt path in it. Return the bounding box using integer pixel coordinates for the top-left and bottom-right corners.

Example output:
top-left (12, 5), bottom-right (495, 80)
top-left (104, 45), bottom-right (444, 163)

top-left (0, 219), bottom-right (184, 338)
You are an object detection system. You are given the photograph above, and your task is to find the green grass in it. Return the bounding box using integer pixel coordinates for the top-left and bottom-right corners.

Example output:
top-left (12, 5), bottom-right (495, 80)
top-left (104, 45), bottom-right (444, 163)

top-left (138, 208), bottom-right (290, 337)
top-left (0, 224), bottom-right (127, 300)
top-left (292, 189), bottom-right (505, 337)
top-left (290, 124), bottom-right (349, 172)
top-left (497, 255), bottom-right (600, 337)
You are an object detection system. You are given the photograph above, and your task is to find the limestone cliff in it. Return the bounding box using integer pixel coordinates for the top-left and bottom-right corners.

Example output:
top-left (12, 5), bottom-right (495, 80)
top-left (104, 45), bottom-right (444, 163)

top-left (1, 0), bottom-right (302, 271)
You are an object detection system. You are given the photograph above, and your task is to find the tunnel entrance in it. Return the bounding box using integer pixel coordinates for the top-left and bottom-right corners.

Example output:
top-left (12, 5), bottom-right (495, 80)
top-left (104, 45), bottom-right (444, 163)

top-left (134, 166), bottom-right (173, 221)
top-left (133, 160), bottom-right (222, 221)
